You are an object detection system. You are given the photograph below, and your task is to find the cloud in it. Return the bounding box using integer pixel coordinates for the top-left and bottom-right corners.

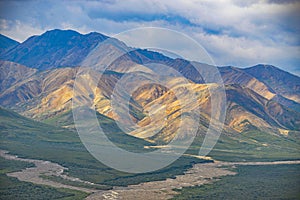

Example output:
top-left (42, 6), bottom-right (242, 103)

top-left (0, 0), bottom-right (299, 75)
top-left (193, 30), bottom-right (300, 66)
top-left (0, 19), bottom-right (45, 41)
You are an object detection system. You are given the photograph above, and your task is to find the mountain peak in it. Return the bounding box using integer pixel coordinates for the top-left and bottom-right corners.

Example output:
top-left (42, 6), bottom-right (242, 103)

top-left (248, 64), bottom-right (287, 72)
top-left (218, 65), bottom-right (240, 71)
top-left (243, 64), bottom-right (300, 102)
top-left (41, 29), bottom-right (108, 40)
top-left (43, 29), bottom-right (81, 37)
top-left (0, 29), bottom-right (109, 70)
top-left (85, 31), bottom-right (103, 36)
top-left (246, 64), bottom-right (298, 77)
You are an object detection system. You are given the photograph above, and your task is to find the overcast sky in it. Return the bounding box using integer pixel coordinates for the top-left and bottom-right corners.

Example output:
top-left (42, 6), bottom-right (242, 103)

top-left (0, 0), bottom-right (299, 75)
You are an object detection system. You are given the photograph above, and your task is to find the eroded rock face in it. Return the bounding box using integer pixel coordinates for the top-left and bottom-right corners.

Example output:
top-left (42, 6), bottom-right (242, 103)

top-left (1, 61), bottom-right (300, 140)
top-left (1, 30), bottom-right (300, 140)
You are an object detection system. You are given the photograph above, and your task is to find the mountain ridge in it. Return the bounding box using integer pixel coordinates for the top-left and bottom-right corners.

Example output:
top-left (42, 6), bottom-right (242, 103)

top-left (0, 29), bottom-right (109, 70)
top-left (0, 34), bottom-right (20, 54)
top-left (0, 29), bottom-right (299, 143)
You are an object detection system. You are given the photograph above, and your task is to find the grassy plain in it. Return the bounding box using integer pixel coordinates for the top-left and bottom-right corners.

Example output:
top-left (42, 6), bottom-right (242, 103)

top-left (172, 164), bottom-right (300, 199)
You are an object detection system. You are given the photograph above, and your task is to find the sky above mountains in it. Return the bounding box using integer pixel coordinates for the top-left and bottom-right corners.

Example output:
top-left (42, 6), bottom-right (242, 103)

top-left (0, 0), bottom-right (299, 75)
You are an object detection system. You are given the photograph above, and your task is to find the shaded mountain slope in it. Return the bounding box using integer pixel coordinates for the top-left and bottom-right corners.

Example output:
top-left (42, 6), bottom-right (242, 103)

top-left (218, 65), bottom-right (300, 112)
top-left (0, 60), bottom-right (299, 138)
top-left (0, 34), bottom-right (19, 54)
top-left (0, 64), bottom-right (78, 109)
top-left (225, 84), bottom-right (300, 132)
top-left (0, 61), bottom-right (36, 93)
top-left (0, 30), bottom-right (299, 145)
top-left (243, 64), bottom-right (300, 103)
top-left (0, 29), bottom-right (108, 70)
top-left (219, 66), bottom-right (275, 99)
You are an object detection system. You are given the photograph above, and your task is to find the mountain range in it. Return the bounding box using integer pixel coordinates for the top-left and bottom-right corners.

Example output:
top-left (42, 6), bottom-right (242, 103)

top-left (0, 29), bottom-right (299, 145)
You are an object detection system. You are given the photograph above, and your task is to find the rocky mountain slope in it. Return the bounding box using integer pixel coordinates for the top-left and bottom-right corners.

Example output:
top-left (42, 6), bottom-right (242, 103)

top-left (0, 30), bottom-right (108, 70)
top-left (243, 64), bottom-right (300, 103)
top-left (0, 29), bottom-right (299, 143)
top-left (0, 34), bottom-right (19, 54)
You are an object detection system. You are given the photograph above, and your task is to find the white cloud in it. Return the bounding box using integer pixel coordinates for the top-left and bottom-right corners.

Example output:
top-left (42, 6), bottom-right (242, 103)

top-left (0, 19), bottom-right (45, 42)
top-left (193, 31), bottom-right (300, 66)
top-left (0, 0), bottom-right (299, 74)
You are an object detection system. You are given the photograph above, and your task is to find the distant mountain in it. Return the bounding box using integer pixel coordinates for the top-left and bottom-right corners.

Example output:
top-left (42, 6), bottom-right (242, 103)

top-left (271, 94), bottom-right (300, 112)
top-left (243, 64), bottom-right (300, 104)
top-left (0, 34), bottom-right (19, 54)
top-left (1, 60), bottom-right (299, 141)
top-left (0, 29), bottom-right (108, 70)
top-left (218, 65), bottom-right (300, 112)
top-left (0, 62), bottom-right (129, 120)
top-left (225, 84), bottom-right (300, 132)
top-left (218, 66), bottom-right (275, 98)
top-left (0, 29), bottom-right (299, 142)
top-left (0, 30), bottom-right (208, 83)
top-left (1, 30), bottom-right (297, 101)
top-left (0, 61), bottom-right (36, 93)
